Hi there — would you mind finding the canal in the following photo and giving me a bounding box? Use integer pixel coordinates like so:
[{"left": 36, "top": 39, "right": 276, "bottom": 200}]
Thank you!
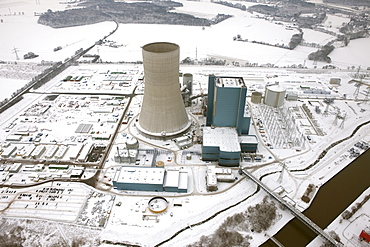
[{"left": 262, "top": 149, "right": 370, "bottom": 247}]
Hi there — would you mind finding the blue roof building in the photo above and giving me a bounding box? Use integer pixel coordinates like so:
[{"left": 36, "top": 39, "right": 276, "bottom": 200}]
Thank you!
[{"left": 202, "top": 75, "right": 257, "bottom": 167}]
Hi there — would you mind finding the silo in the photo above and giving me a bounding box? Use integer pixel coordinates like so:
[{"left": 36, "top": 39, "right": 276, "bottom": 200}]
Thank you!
[
  {"left": 264, "top": 85, "right": 286, "bottom": 107},
  {"left": 138, "top": 42, "right": 190, "bottom": 138},
  {"left": 251, "top": 92, "right": 262, "bottom": 104}
]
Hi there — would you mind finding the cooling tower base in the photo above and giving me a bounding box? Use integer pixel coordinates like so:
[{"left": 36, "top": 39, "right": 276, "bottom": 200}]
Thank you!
[{"left": 136, "top": 116, "right": 192, "bottom": 140}]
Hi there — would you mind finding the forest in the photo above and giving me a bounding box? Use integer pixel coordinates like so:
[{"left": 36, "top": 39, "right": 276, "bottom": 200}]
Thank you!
[{"left": 37, "top": 0, "right": 229, "bottom": 28}]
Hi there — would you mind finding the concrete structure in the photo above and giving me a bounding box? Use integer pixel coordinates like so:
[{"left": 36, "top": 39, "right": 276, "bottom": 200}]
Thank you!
[
  {"left": 31, "top": 145, "right": 46, "bottom": 159},
  {"left": 206, "top": 169, "right": 218, "bottom": 192},
  {"left": 173, "top": 135, "right": 192, "bottom": 149},
  {"left": 77, "top": 143, "right": 93, "bottom": 162},
  {"left": 9, "top": 163, "right": 22, "bottom": 173},
  {"left": 114, "top": 146, "right": 138, "bottom": 164},
  {"left": 55, "top": 145, "right": 68, "bottom": 159},
  {"left": 251, "top": 91, "right": 263, "bottom": 104},
  {"left": 113, "top": 167, "right": 165, "bottom": 192},
  {"left": 113, "top": 167, "right": 188, "bottom": 193},
  {"left": 125, "top": 136, "right": 139, "bottom": 149},
  {"left": 206, "top": 76, "right": 250, "bottom": 135},
  {"left": 286, "top": 93, "right": 298, "bottom": 101},
  {"left": 329, "top": 77, "right": 341, "bottom": 85},
  {"left": 5, "top": 135, "right": 22, "bottom": 142},
  {"left": 264, "top": 85, "right": 286, "bottom": 108},
  {"left": 22, "top": 144, "right": 35, "bottom": 158},
  {"left": 163, "top": 170, "right": 188, "bottom": 193},
  {"left": 44, "top": 145, "right": 59, "bottom": 159},
  {"left": 1, "top": 145, "right": 17, "bottom": 158},
  {"left": 148, "top": 197, "right": 168, "bottom": 213},
  {"left": 183, "top": 73, "right": 193, "bottom": 95},
  {"left": 202, "top": 127, "right": 241, "bottom": 167},
  {"left": 203, "top": 75, "right": 257, "bottom": 166},
  {"left": 69, "top": 143, "right": 84, "bottom": 160},
  {"left": 239, "top": 135, "right": 258, "bottom": 152},
  {"left": 181, "top": 73, "right": 193, "bottom": 107},
  {"left": 137, "top": 42, "right": 190, "bottom": 138}
]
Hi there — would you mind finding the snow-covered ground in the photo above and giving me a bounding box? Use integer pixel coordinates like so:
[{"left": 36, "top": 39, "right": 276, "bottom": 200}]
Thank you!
[
  {"left": 1, "top": 0, "right": 369, "bottom": 101},
  {"left": 0, "top": 63, "right": 369, "bottom": 246},
  {"left": 0, "top": 0, "right": 370, "bottom": 246}
]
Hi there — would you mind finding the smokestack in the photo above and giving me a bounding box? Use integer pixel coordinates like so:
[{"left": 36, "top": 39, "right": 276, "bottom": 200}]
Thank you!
[{"left": 137, "top": 42, "right": 190, "bottom": 138}]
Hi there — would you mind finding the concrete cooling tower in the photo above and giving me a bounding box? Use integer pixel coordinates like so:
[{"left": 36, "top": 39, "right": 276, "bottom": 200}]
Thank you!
[{"left": 137, "top": 42, "right": 190, "bottom": 138}]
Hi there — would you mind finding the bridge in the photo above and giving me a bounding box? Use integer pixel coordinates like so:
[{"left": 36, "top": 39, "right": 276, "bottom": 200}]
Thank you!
[{"left": 241, "top": 169, "right": 343, "bottom": 247}]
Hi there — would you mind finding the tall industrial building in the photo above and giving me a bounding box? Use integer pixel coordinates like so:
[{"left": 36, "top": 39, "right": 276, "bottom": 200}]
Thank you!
[
  {"left": 206, "top": 76, "right": 250, "bottom": 135},
  {"left": 203, "top": 75, "right": 257, "bottom": 167},
  {"left": 137, "top": 42, "right": 190, "bottom": 138}
]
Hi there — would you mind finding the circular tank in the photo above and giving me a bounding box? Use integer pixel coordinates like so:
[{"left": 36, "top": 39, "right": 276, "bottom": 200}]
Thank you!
[
  {"left": 138, "top": 42, "right": 190, "bottom": 138},
  {"left": 125, "top": 136, "right": 139, "bottom": 149},
  {"left": 156, "top": 161, "right": 164, "bottom": 167},
  {"left": 264, "top": 85, "right": 286, "bottom": 107},
  {"left": 148, "top": 196, "right": 168, "bottom": 213},
  {"left": 251, "top": 91, "right": 263, "bottom": 104}
]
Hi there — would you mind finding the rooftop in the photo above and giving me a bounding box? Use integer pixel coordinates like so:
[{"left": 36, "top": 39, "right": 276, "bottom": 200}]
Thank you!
[
  {"left": 215, "top": 76, "right": 245, "bottom": 88},
  {"left": 115, "top": 167, "right": 165, "bottom": 185},
  {"left": 203, "top": 127, "right": 241, "bottom": 152}
]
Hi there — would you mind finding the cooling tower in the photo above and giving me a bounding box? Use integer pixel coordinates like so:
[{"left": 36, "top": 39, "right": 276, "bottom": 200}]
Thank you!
[{"left": 137, "top": 42, "right": 190, "bottom": 138}]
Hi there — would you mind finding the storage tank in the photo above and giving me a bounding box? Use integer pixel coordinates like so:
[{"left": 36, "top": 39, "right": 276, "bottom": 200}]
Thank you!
[
  {"left": 251, "top": 91, "right": 262, "bottom": 104},
  {"left": 264, "top": 85, "right": 286, "bottom": 107},
  {"left": 125, "top": 136, "right": 139, "bottom": 149},
  {"left": 137, "top": 42, "right": 190, "bottom": 138}
]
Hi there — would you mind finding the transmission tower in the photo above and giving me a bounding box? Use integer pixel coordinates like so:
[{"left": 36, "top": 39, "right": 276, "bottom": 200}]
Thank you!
[
  {"left": 364, "top": 86, "right": 370, "bottom": 103},
  {"left": 339, "top": 113, "right": 347, "bottom": 129},
  {"left": 354, "top": 83, "right": 361, "bottom": 100},
  {"left": 333, "top": 112, "right": 339, "bottom": 126},
  {"left": 12, "top": 46, "right": 19, "bottom": 60},
  {"left": 277, "top": 162, "right": 286, "bottom": 184},
  {"left": 323, "top": 98, "right": 335, "bottom": 117}
]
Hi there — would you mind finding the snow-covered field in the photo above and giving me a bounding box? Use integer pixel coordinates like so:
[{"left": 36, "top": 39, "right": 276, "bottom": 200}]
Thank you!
[
  {"left": 0, "top": 0, "right": 369, "bottom": 102},
  {"left": 0, "top": 0, "right": 369, "bottom": 68}
]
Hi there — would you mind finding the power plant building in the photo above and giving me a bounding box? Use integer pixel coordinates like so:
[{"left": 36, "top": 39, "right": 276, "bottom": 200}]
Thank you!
[
  {"left": 137, "top": 42, "right": 191, "bottom": 138},
  {"left": 203, "top": 75, "right": 257, "bottom": 166},
  {"left": 206, "top": 76, "right": 250, "bottom": 135},
  {"left": 112, "top": 167, "right": 188, "bottom": 193},
  {"left": 202, "top": 127, "right": 241, "bottom": 167}
]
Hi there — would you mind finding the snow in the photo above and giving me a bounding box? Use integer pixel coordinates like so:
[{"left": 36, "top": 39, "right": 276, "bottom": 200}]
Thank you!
[{"left": 0, "top": 0, "right": 369, "bottom": 246}]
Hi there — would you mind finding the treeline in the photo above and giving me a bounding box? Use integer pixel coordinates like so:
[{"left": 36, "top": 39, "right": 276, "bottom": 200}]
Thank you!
[
  {"left": 38, "top": 1, "right": 221, "bottom": 28},
  {"left": 247, "top": 0, "right": 325, "bottom": 29},
  {"left": 188, "top": 196, "right": 279, "bottom": 247},
  {"left": 341, "top": 193, "right": 370, "bottom": 220},
  {"left": 213, "top": 1, "right": 247, "bottom": 11},
  {"left": 323, "top": 0, "right": 370, "bottom": 6}
]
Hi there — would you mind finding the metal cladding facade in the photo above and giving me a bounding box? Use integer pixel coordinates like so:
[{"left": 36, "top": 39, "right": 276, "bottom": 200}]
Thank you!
[
  {"left": 264, "top": 85, "right": 286, "bottom": 108},
  {"left": 138, "top": 42, "right": 190, "bottom": 137}
]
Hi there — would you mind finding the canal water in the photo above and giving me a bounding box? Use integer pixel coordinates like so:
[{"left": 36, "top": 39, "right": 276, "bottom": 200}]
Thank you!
[{"left": 262, "top": 149, "right": 370, "bottom": 247}]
